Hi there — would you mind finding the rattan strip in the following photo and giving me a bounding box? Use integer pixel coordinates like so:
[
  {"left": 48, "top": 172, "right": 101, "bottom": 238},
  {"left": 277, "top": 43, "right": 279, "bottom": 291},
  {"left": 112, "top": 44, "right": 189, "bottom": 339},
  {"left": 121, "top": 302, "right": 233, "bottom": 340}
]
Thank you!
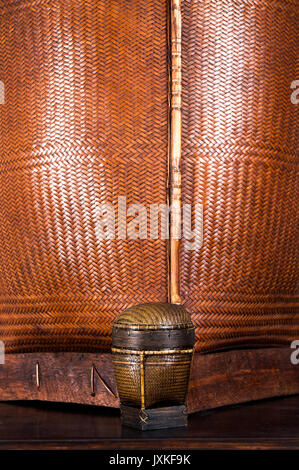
[
  {"left": 112, "top": 348, "right": 193, "bottom": 355},
  {"left": 170, "top": 0, "right": 182, "bottom": 304}
]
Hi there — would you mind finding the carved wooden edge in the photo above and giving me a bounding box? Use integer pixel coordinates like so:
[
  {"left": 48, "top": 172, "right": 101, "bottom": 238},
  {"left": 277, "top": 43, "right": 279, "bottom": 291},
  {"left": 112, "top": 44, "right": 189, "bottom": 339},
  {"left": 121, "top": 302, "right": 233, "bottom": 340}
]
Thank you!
[
  {"left": 0, "top": 348, "right": 298, "bottom": 413},
  {"left": 187, "top": 347, "right": 299, "bottom": 413},
  {"left": 0, "top": 352, "right": 119, "bottom": 408}
]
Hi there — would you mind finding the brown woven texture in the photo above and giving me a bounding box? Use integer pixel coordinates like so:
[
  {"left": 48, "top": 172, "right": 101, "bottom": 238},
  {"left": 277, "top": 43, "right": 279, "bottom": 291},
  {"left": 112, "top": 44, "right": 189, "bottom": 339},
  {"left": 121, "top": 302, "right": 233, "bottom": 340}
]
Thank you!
[
  {"left": 143, "top": 353, "right": 191, "bottom": 408},
  {"left": 181, "top": 0, "right": 299, "bottom": 352},
  {"left": 0, "top": 0, "right": 168, "bottom": 353},
  {"left": 114, "top": 302, "right": 194, "bottom": 329},
  {"left": 113, "top": 352, "right": 192, "bottom": 409},
  {"left": 0, "top": 0, "right": 298, "bottom": 357}
]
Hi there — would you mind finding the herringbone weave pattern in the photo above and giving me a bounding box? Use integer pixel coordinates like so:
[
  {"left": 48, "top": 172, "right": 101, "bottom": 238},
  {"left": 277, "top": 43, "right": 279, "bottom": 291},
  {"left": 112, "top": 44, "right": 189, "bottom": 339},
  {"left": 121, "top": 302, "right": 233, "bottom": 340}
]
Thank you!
[
  {"left": 0, "top": 0, "right": 168, "bottom": 352},
  {"left": 0, "top": 0, "right": 298, "bottom": 356},
  {"left": 181, "top": 0, "right": 299, "bottom": 351}
]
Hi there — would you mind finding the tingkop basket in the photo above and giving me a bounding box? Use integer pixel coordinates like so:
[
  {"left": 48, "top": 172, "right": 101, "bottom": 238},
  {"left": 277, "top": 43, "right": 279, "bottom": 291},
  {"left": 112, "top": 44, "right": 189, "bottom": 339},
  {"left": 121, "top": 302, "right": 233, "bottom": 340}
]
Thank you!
[{"left": 112, "top": 303, "right": 195, "bottom": 430}]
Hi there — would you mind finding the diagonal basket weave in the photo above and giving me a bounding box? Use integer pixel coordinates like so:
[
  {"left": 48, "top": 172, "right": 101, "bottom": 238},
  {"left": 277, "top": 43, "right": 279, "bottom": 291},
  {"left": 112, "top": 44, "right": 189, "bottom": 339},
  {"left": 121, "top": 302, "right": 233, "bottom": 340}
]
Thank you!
[
  {"left": 0, "top": 0, "right": 168, "bottom": 352},
  {"left": 181, "top": 0, "right": 299, "bottom": 351},
  {"left": 0, "top": 0, "right": 298, "bottom": 355}
]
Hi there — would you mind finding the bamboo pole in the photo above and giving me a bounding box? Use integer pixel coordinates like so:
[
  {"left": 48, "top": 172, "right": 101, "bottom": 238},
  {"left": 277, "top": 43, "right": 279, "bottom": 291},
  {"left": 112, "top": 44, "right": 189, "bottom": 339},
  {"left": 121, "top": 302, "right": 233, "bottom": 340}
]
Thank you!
[{"left": 170, "top": 0, "right": 182, "bottom": 304}]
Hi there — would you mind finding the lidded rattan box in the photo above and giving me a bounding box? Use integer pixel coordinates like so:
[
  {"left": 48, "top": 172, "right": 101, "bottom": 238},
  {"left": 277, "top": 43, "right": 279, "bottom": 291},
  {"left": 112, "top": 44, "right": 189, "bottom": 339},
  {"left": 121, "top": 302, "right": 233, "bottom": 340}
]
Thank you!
[{"left": 112, "top": 303, "right": 195, "bottom": 430}]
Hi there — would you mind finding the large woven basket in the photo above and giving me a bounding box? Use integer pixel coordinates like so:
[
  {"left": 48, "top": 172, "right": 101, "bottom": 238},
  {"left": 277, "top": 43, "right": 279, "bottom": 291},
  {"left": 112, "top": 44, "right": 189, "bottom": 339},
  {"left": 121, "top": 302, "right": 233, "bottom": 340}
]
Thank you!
[
  {"left": 0, "top": 0, "right": 298, "bottom": 357},
  {"left": 0, "top": 0, "right": 168, "bottom": 353}
]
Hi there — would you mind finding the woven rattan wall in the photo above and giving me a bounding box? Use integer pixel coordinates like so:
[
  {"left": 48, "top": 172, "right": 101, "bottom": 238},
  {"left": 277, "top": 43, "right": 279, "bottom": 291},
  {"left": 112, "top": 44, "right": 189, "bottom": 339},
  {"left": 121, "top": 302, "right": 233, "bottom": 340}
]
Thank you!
[
  {"left": 0, "top": 0, "right": 298, "bottom": 357},
  {"left": 0, "top": 0, "right": 168, "bottom": 353},
  {"left": 181, "top": 0, "right": 299, "bottom": 352}
]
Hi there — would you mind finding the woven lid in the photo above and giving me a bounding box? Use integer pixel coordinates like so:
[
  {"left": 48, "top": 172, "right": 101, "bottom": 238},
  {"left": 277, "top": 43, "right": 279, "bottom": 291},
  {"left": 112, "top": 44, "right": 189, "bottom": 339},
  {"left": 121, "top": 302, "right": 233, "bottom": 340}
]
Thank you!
[{"left": 113, "top": 302, "right": 193, "bottom": 330}]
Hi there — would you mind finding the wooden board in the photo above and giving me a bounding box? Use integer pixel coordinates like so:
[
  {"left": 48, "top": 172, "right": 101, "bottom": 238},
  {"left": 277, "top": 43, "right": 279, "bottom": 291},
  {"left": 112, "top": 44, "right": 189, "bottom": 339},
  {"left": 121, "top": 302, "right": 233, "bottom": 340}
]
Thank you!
[
  {"left": 120, "top": 404, "right": 187, "bottom": 431},
  {"left": 0, "top": 395, "right": 298, "bottom": 449},
  {"left": 0, "top": 352, "right": 119, "bottom": 408},
  {"left": 0, "top": 348, "right": 298, "bottom": 413},
  {"left": 188, "top": 347, "right": 299, "bottom": 413}
]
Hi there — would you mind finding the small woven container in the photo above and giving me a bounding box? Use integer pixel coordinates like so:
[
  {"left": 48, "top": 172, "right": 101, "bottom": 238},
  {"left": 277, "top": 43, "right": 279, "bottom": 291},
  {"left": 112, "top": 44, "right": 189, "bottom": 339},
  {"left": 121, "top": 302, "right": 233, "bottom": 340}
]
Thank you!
[{"left": 112, "top": 303, "right": 195, "bottom": 430}]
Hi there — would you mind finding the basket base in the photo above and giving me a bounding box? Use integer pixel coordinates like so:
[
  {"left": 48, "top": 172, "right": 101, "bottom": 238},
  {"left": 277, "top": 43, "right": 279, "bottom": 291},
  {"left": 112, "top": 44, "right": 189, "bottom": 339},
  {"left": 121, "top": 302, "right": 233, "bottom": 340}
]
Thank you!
[{"left": 120, "top": 404, "right": 187, "bottom": 431}]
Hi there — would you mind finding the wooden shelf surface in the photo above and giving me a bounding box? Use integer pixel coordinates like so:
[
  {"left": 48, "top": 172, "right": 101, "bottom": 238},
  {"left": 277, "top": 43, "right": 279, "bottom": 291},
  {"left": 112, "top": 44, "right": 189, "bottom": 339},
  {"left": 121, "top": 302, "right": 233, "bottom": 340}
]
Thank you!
[{"left": 0, "top": 395, "right": 298, "bottom": 450}]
